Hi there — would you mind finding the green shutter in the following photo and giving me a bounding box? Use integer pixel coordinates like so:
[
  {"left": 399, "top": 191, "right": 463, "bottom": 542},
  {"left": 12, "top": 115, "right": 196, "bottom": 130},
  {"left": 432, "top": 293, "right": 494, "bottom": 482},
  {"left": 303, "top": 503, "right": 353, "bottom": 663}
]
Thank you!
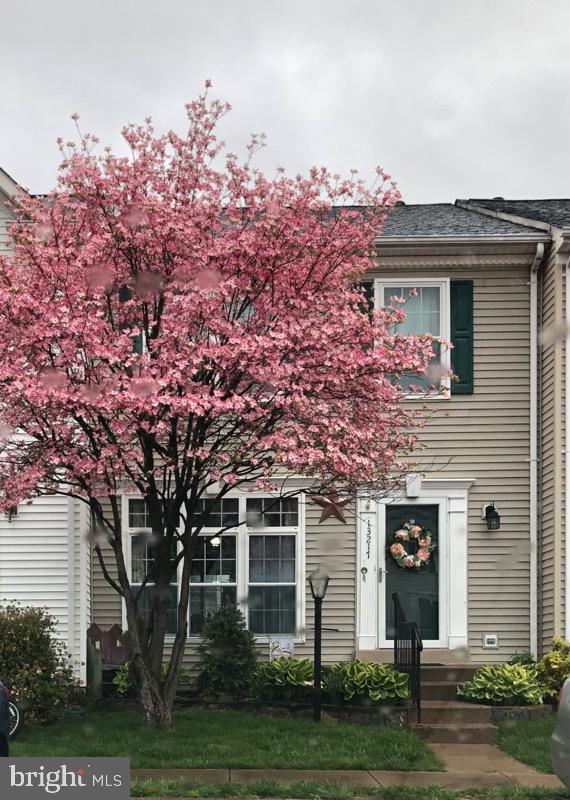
[
  {"left": 450, "top": 280, "right": 474, "bottom": 394},
  {"left": 358, "top": 280, "right": 375, "bottom": 318}
]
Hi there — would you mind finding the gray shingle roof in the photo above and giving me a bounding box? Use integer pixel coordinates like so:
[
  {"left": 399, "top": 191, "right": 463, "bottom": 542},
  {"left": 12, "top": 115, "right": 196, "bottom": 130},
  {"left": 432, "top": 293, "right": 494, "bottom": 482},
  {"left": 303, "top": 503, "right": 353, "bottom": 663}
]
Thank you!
[
  {"left": 465, "top": 199, "right": 570, "bottom": 230},
  {"left": 379, "top": 203, "right": 537, "bottom": 238}
]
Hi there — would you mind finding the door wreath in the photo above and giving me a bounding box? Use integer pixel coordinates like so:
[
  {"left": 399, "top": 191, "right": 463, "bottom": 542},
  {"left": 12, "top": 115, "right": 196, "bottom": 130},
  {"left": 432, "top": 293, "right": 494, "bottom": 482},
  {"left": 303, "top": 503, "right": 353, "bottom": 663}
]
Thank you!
[{"left": 388, "top": 519, "right": 436, "bottom": 569}]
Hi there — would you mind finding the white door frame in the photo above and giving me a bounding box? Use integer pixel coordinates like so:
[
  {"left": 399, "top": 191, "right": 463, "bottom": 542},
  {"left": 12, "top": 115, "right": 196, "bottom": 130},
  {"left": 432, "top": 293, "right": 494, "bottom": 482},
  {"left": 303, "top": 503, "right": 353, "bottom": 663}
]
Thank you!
[
  {"left": 356, "top": 478, "right": 473, "bottom": 652},
  {"left": 378, "top": 496, "right": 448, "bottom": 648}
]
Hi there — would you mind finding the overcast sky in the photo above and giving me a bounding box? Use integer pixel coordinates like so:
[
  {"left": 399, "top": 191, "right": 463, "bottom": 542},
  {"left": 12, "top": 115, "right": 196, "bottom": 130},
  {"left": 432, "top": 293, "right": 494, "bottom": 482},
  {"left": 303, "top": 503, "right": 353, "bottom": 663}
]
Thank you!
[{"left": 2, "top": 0, "right": 570, "bottom": 203}]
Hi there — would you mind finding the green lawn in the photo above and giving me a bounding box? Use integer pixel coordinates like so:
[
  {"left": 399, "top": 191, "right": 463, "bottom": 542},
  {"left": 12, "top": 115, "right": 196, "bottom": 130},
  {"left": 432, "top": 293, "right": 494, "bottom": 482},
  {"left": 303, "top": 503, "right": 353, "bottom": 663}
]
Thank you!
[
  {"left": 132, "top": 778, "right": 569, "bottom": 799},
  {"left": 12, "top": 707, "right": 442, "bottom": 771},
  {"left": 497, "top": 714, "right": 556, "bottom": 774}
]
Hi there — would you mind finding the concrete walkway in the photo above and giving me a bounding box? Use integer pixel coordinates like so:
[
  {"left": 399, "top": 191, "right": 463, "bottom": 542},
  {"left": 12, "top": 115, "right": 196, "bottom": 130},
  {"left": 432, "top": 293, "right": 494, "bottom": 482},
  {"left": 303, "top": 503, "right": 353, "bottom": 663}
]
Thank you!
[{"left": 131, "top": 744, "right": 566, "bottom": 790}]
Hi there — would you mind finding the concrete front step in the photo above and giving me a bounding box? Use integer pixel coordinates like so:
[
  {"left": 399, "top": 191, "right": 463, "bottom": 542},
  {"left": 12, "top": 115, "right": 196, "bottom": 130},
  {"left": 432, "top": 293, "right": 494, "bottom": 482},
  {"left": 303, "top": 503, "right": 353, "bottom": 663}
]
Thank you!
[
  {"left": 422, "top": 681, "right": 462, "bottom": 700},
  {"left": 420, "top": 665, "right": 476, "bottom": 682},
  {"left": 412, "top": 722, "right": 498, "bottom": 744},
  {"left": 420, "top": 700, "right": 492, "bottom": 724}
]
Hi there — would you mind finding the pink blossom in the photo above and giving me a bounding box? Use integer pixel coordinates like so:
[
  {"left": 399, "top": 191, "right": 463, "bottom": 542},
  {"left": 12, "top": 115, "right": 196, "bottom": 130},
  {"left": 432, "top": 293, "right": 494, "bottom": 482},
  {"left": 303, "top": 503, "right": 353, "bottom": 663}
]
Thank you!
[
  {"left": 411, "top": 525, "right": 422, "bottom": 537},
  {"left": 418, "top": 537, "right": 430, "bottom": 547},
  {"left": 403, "top": 555, "right": 415, "bottom": 567},
  {"left": 417, "top": 548, "right": 430, "bottom": 561},
  {"left": 390, "top": 543, "right": 405, "bottom": 556},
  {"left": 395, "top": 529, "right": 408, "bottom": 540},
  {"left": 0, "top": 89, "right": 436, "bottom": 532}
]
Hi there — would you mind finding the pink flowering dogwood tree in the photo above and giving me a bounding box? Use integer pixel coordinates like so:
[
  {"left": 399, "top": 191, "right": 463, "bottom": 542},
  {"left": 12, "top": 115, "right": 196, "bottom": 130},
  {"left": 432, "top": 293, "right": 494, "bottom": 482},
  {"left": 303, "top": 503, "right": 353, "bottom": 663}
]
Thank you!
[{"left": 0, "top": 87, "right": 434, "bottom": 726}]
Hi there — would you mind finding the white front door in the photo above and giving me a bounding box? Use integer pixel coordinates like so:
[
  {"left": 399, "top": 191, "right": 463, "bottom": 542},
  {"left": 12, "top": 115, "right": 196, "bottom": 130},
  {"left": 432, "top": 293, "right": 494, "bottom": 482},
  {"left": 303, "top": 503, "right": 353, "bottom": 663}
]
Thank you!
[
  {"left": 378, "top": 498, "right": 448, "bottom": 649},
  {"left": 357, "top": 480, "right": 470, "bottom": 653}
]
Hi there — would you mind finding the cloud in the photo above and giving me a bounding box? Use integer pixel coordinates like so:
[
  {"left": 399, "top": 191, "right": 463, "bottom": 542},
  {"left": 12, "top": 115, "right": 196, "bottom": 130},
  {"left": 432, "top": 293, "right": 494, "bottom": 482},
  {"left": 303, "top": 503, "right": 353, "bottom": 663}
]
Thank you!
[{"left": 1, "top": 0, "right": 569, "bottom": 202}]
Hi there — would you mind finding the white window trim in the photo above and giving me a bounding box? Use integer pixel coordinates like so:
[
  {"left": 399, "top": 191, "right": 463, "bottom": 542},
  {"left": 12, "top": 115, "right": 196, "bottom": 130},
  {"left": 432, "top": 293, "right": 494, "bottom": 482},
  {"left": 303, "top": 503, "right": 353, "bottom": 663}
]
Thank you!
[
  {"left": 375, "top": 277, "right": 451, "bottom": 400},
  {"left": 121, "top": 492, "right": 306, "bottom": 645}
]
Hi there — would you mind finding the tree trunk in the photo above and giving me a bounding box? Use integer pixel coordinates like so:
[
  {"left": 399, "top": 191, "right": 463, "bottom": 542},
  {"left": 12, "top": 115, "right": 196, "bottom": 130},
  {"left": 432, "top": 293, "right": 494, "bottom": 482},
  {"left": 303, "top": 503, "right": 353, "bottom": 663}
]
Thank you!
[{"left": 138, "top": 671, "right": 173, "bottom": 728}]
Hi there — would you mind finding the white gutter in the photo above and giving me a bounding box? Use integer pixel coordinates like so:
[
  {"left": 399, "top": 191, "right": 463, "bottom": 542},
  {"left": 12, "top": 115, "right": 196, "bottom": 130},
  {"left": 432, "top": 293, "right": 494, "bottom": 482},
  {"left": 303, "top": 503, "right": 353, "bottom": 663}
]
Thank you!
[
  {"left": 530, "top": 242, "right": 544, "bottom": 657},
  {"left": 566, "top": 256, "right": 570, "bottom": 641}
]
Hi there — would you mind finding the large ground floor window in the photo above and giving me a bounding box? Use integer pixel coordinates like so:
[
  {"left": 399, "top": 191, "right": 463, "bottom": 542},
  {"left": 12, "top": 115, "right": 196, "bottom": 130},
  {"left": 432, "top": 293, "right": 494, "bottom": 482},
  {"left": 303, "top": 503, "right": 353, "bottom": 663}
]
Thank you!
[{"left": 124, "top": 494, "right": 303, "bottom": 639}]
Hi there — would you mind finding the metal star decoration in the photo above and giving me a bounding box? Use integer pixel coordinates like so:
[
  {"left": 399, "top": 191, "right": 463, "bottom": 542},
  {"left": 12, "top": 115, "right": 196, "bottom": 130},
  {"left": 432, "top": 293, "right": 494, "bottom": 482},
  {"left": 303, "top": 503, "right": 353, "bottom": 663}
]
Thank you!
[{"left": 311, "top": 491, "right": 351, "bottom": 524}]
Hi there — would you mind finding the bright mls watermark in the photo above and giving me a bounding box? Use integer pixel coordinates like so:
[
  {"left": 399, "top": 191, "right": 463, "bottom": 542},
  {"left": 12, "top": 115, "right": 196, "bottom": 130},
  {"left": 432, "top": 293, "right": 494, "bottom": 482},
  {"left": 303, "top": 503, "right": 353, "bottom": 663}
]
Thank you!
[{"left": 0, "top": 758, "right": 129, "bottom": 798}]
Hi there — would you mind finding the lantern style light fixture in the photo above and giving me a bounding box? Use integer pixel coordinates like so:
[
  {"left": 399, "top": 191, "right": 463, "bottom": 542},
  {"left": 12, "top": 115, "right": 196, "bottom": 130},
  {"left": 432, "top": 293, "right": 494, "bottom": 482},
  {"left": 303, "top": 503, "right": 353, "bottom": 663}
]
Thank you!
[
  {"left": 308, "top": 564, "right": 330, "bottom": 600},
  {"left": 484, "top": 503, "right": 501, "bottom": 531},
  {"left": 308, "top": 564, "right": 330, "bottom": 722}
]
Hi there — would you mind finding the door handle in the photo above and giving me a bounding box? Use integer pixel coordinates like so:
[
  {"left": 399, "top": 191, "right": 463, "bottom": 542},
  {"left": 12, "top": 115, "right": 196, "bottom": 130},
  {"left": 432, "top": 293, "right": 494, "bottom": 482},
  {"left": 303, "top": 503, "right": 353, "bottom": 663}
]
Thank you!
[{"left": 378, "top": 567, "right": 384, "bottom": 583}]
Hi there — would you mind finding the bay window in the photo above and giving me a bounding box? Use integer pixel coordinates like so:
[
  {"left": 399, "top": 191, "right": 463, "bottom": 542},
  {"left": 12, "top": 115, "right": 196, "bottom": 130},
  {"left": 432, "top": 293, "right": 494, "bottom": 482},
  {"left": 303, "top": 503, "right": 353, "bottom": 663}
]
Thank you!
[{"left": 125, "top": 494, "right": 303, "bottom": 639}]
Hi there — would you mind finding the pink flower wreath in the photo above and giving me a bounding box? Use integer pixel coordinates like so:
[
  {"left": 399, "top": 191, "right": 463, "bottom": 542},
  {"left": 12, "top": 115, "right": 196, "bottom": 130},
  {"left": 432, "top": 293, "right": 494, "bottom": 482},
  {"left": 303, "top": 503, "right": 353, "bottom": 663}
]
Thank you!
[{"left": 388, "top": 519, "right": 436, "bottom": 569}]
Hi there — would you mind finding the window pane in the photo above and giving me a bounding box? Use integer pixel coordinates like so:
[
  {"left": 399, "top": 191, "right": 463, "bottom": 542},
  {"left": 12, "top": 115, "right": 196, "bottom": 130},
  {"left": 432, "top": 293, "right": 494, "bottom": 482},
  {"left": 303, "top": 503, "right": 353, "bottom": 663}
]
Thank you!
[
  {"left": 131, "top": 534, "right": 149, "bottom": 583},
  {"left": 248, "top": 535, "right": 296, "bottom": 583},
  {"left": 221, "top": 498, "right": 239, "bottom": 528},
  {"left": 249, "top": 559, "right": 264, "bottom": 582},
  {"left": 281, "top": 560, "right": 295, "bottom": 582},
  {"left": 135, "top": 584, "right": 177, "bottom": 634},
  {"left": 248, "top": 586, "right": 296, "bottom": 634},
  {"left": 249, "top": 537, "right": 264, "bottom": 558},
  {"left": 129, "top": 499, "right": 149, "bottom": 528},
  {"left": 192, "top": 498, "right": 240, "bottom": 529},
  {"left": 191, "top": 535, "right": 236, "bottom": 584},
  {"left": 189, "top": 586, "right": 237, "bottom": 635},
  {"left": 265, "top": 538, "right": 280, "bottom": 558},
  {"left": 246, "top": 498, "right": 298, "bottom": 528},
  {"left": 132, "top": 534, "right": 177, "bottom": 584}
]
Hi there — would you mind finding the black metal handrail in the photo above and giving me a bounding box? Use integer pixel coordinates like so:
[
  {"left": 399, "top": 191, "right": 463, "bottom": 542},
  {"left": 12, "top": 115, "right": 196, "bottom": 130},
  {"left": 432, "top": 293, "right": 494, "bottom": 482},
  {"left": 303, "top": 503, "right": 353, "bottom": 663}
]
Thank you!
[{"left": 392, "top": 592, "right": 423, "bottom": 723}]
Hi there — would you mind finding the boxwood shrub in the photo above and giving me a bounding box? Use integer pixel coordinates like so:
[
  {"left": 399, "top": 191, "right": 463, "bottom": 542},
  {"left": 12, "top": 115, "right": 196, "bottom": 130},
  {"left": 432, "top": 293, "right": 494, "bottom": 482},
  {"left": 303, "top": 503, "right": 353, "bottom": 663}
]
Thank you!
[
  {"left": 0, "top": 604, "right": 74, "bottom": 723},
  {"left": 537, "top": 636, "right": 570, "bottom": 701}
]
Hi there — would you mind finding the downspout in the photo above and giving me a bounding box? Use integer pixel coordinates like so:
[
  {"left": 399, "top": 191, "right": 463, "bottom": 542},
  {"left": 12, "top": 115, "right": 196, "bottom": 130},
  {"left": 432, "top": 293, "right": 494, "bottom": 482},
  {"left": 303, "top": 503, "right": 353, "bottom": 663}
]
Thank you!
[
  {"left": 530, "top": 243, "right": 544, "bottom": 657},
  {"left": 565, "top": 256, "right": 570, "bottom": 641}
]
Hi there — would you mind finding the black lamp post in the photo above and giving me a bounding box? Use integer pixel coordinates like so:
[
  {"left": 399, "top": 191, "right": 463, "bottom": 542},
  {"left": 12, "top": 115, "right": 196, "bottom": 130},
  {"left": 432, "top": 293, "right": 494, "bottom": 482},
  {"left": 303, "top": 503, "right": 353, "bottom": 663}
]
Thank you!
[{"left": 308, "top": 564, "right": 330, "bottom": 722}]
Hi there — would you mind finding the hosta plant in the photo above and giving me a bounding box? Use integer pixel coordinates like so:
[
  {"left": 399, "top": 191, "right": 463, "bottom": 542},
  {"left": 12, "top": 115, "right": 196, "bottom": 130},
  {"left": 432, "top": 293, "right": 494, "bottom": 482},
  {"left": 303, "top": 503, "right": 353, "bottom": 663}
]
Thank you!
[
  {"left": 457, "top": 663, "right": 543, "bottom": 706},
  {"left": 324, "top": 660, "right": 409, "bottom": 704},
  {"left": 113, "top": 662, "right": 190, "bottom": 697},
  {"left": 537, "top": 636, "right": 570, "bottom": 700},
  {"left": 251, "top": 657, "right": 314, "bottom": 701}
]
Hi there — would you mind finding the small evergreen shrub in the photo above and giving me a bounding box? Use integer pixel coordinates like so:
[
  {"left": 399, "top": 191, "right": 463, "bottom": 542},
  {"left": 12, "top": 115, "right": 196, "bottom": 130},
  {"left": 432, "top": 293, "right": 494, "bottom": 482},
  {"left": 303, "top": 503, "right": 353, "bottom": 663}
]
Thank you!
[
  {"left": 457, "top": 663, "right": 543, "bottom": 706},
  {"left": 195, "top": 604, "right": 257, "bottom": 699},
  {"left": 509, "top": 651, "right": 536, "bottom": 666},
  {"left": 0, "top": 604, "right": 74, "bottom": 724},
  {"left": 537, "top": 636, "right": 570, "bottom": 700},
  {"left": 112, "top": 662, "right": 189, "bottom": 696},
  {"left": 324, "top": 660, "right": 409, "bottom": 704},
  {"left": 251, "top": 657, "right": 314, "bottom": 701}
]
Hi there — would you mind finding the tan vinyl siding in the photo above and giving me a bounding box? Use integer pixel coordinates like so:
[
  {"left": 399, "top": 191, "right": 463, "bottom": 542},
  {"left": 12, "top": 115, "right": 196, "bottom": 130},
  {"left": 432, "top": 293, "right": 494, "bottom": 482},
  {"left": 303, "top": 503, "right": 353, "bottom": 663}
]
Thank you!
[
  {"left": 538, "top": 244, "right": 565, "bottom": 651},
  {"left": 297, "top": 502, "right": 356, "bottom": 664},
  {"left": 371, "top": 256, "right": 534, "bottom": 662},
  {"left": 90, "top": 496, "right": 122, "bottom": 627}
]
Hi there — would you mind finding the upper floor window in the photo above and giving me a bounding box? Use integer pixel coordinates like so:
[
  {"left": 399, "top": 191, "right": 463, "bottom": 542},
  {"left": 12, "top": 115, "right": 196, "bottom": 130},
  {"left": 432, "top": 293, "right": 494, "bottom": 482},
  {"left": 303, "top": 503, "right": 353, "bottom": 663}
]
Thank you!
[{"left": 377, "top": 279, "right": 451, "bottom": 395}]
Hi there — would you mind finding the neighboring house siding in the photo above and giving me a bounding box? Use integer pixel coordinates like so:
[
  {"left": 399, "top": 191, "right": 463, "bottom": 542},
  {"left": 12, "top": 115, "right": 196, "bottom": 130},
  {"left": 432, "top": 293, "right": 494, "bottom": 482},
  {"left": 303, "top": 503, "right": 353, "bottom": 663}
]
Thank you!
[
  {"left": 539, "top": 241, "right": 566, "bottom": 651},
  {"left": 0, "top": 196, "right": 13, "bottom": 252},
  {"left": 370, "top": 251, "right": 535, "bottom": 663},
  {"left": 0, "top": 495, "right": 86, "bottom": 681}
]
